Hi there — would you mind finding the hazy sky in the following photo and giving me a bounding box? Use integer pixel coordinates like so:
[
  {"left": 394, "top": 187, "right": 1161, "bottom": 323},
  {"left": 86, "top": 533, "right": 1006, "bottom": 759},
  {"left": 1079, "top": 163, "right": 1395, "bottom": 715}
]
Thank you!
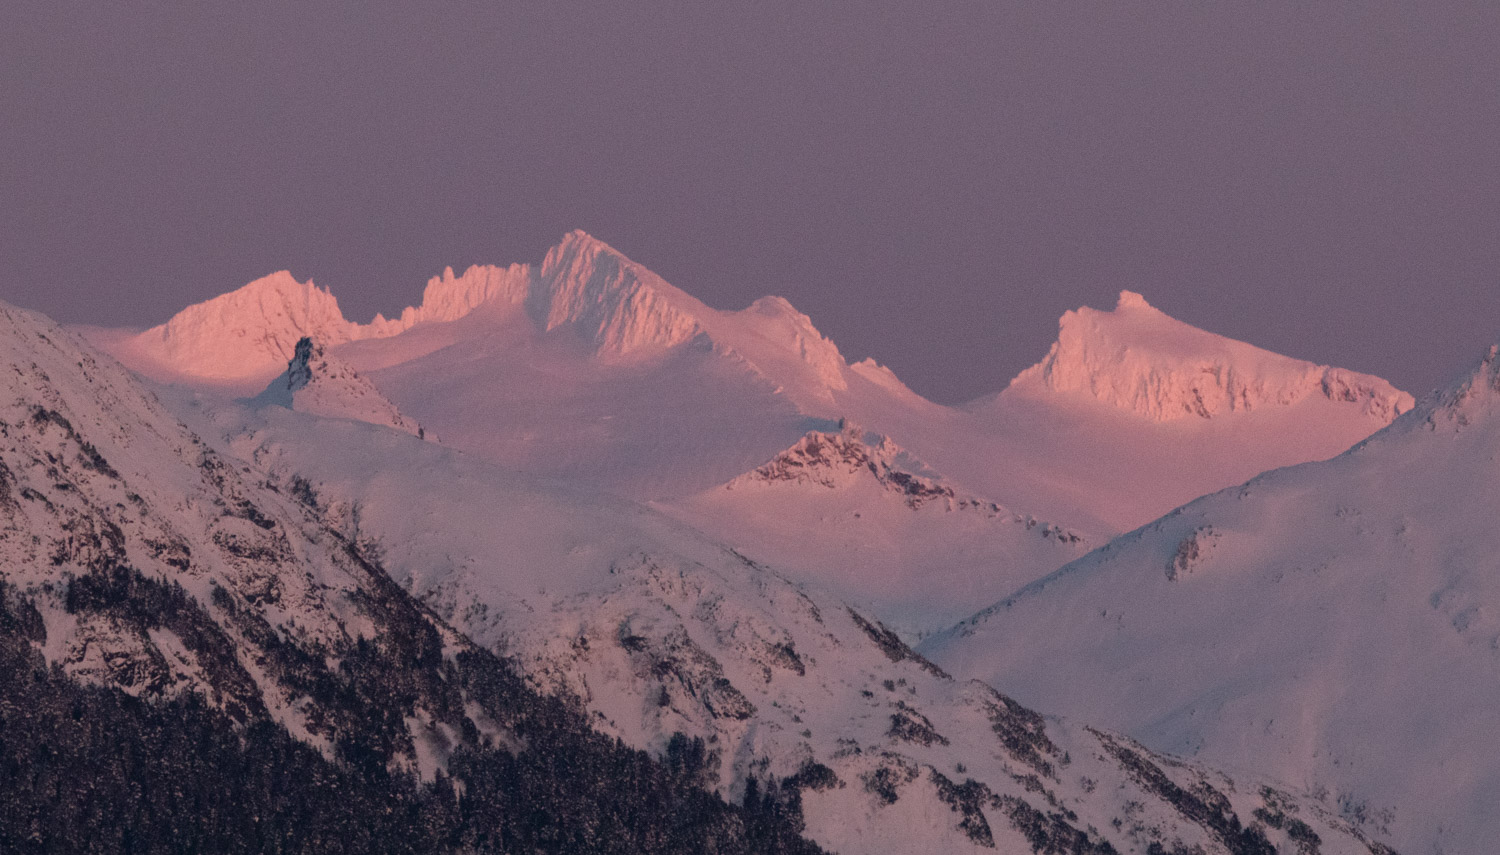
[{"left": 5, "top": 2, "right": 1500, "bottom": 403}]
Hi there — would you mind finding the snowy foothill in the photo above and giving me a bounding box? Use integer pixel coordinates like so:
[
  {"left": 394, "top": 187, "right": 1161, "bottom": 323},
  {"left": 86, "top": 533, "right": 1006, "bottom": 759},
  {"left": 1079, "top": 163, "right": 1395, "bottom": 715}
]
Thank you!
[{"left": 924, "top": 340, "right": 1500, "bottom": 854}]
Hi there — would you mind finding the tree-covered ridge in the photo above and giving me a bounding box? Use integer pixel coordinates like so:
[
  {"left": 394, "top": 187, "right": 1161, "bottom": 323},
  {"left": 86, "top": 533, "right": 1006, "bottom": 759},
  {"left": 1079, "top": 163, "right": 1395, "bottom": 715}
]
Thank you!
[{"left": 0, "top": 571, "right": 824, "bottom": 855}]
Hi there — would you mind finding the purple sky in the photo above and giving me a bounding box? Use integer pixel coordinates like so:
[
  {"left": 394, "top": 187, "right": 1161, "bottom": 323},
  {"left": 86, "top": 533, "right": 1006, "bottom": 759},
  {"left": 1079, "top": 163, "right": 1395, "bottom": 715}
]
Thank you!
[{"left": 5, "top": 2, "right": 1500, "bottom": 403}]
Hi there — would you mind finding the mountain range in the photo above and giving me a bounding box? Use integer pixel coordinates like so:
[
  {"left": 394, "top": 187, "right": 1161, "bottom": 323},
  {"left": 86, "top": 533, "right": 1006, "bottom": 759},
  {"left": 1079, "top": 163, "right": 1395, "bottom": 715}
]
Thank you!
[
  {"left": 0, "top": 230, "right": 1447, "bottom": 852},
  {"left": 86, "top": 231, "right": 1409, "bottom": 633}
]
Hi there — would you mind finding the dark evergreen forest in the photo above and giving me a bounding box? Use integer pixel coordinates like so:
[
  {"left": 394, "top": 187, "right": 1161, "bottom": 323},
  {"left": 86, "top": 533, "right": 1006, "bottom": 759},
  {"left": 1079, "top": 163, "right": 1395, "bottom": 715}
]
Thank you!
[{"left": 0, "top": 574, "right": 824, "bottom": 855}]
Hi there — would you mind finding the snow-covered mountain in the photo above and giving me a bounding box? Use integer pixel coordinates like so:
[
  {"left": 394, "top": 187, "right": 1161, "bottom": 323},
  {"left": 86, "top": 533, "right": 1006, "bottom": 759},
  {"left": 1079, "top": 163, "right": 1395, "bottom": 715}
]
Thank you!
[
  {"left": 958, "top": 290, "right": 1413, "bottom": 532},
  {"left": 999, "top": 290, "right": 1409, "bottom": 423},
  {"left": 108, "top": 270, "right": 360, "bottom": 384},
  {"left": 106, "top": 231, "right": 863, "bottom": 404},
  {"left": 252, "top": 336, "right": 430, "bottom": 439},
  {"left": 174, "top": 386, "right": 1397, "bottom": 855},
  {"left": 660, "top": 422, "right": 1088, "bottom": 640},
  {"left": 3, "top": 261, "right": 1412, "bottom": 851},
  {"left": 923, "top": 339, "right": 1500, "bottom": 854},
  {"left": 85, "top": 232, "right": 1415, "bottom": 682},
  {"left": 0, "top": 298, "right": 830, "bottom": 853},
  {"left": 89, "top": 236, "right": 1408, "bottom": 536}
]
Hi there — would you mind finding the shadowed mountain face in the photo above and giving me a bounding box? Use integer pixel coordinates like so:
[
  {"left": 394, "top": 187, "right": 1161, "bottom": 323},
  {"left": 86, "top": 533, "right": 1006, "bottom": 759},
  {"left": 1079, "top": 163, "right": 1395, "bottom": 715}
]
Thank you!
[{"left": 0, "top": 299, "right": 823, "bottom": 854}]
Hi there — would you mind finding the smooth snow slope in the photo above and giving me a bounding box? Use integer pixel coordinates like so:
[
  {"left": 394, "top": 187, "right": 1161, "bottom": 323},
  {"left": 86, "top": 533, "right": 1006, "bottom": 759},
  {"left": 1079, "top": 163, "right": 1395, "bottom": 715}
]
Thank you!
[
  {"left": 164, "top": 384, "right": 1398, "bottom": 855},
  {"left": 925, "top": 340, "right": 1500, "bottom": 854}
]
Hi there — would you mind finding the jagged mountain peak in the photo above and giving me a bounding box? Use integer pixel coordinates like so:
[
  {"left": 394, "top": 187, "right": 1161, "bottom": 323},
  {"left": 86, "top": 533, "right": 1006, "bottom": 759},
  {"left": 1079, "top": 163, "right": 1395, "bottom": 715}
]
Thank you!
[
  {"left": 255, "top": 336, "right": 429, "bottom": 439},
  {"left": 284, "top": 335, "right": 318, "bottom": 392},
  {"left": 105, "top": 231, "right": 856, "bottom": 397},
  {"left": 672, "top": 419, "right": 1089, "bottom": 638},
  {"left": 727, "top": 421, "right": 1081, "bottom": 535},
  {"left": 1113, "top": 288, "right": 1155, "bottom": 311},
  {"left": 542, "top": 228, "right": 633, "bottom": 270},
  {"left": 383, "top": 231, "right": 721, "bottom": 358},
  {"left": 529, "top": 230, "right": 707, "bottom": 357},
  {"left": 1005, "top": 291, "right": 1413, "bottom": 423}
]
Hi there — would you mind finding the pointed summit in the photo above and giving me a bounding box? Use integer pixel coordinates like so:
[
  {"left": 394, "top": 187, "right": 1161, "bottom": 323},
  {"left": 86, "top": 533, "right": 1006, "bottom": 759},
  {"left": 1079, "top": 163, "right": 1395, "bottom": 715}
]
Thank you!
[
  {"left": 1007, "top": 291, "right": 1412, "bottom": 422},
  {"left": 528, "top": 230, "right": 706, "bottom": 357},
  {"left": 1114, "top": 289, "right": 1154, "bottom": 311}
]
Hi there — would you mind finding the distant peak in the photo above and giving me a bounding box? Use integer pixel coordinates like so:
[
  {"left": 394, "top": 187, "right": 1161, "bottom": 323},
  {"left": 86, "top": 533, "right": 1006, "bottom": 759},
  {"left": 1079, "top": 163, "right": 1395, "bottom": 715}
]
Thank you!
[
  {"left": 201, "top": 271, "right": 339, "bottom": 311},
  {"left": 558, "top": 228, "right": 609, "bottom": 249},
  {"left": 1006, "top": 294, "right": 1412, "bottom": 423},
  {"left": 530, "top": 232, "right": 706, "bottom": 357},
  {"left": 749, "top": 295, "right": 798, "bottom": 316},
  {"left": 544, "top": 229, "right": 630, "bottom": 270},
  {"left": 126, "top": 272, "right": 355, "bottom": 383},
  {"left": 244, "top": 269, "right": 317, "bottom": 293},
  {"left": 727, "top": 425, "right": 1087, "bottom": 538}
]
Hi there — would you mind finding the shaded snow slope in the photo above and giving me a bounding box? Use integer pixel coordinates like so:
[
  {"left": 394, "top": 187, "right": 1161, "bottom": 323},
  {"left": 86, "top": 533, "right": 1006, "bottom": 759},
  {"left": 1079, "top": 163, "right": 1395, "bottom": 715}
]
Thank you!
[
  {"left": 662, "top": 423, "right": 1088, "bottom": 640},
  {"left": 0, "top": 299, "right": 563, "bottom": 773},
  {"left": 0, "top": 299, "right": 848, "bottom": 854},
  {"left": 253, "top": 336, "right": 429, "bottom": 439},
  {"left": 167, "top": 389, "right": 1396, "bottom": 855},
  {"left": 925, "top": 341, "right": 1500, "bottom": 854}
]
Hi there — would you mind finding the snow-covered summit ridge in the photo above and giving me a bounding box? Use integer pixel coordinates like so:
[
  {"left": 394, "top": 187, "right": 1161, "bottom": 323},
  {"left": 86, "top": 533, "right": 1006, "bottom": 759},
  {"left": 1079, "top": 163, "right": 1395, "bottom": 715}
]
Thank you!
[
  {"left": 132, "top": 271, "right": 356, "bottom": 381},
  {"left": 1006, "top": 289, "right": 1413, "bottom": 422},
  {"left": 114, "top": 231, "right": 854, "bottom": 398},
  {"left": 254, "top": 337, "right": 429, "bottom": 440},
  {"left": 370, "top": 231, "right": 707, "bottom": 355}
]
